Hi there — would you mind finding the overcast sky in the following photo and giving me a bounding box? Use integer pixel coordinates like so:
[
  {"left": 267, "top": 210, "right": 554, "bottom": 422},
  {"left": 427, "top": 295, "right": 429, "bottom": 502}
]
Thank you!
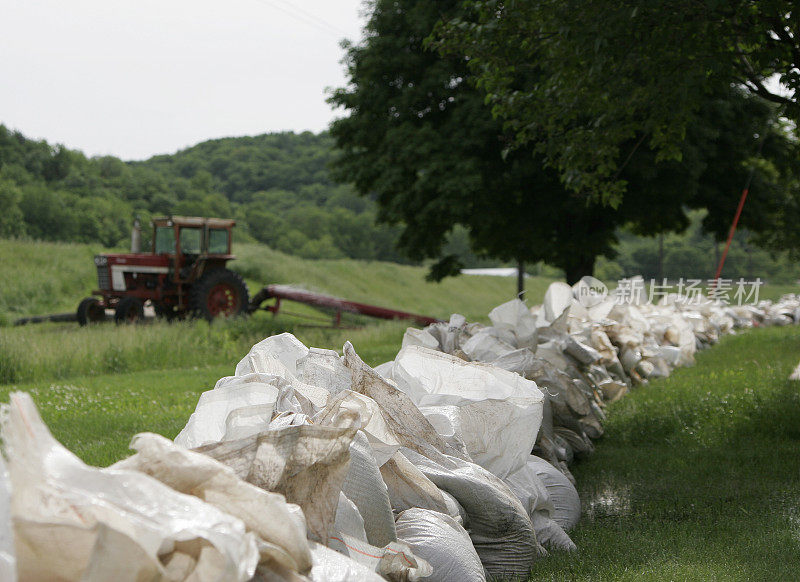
[{"left": 0, "top": 0, "right": 366, "bottom": 160}]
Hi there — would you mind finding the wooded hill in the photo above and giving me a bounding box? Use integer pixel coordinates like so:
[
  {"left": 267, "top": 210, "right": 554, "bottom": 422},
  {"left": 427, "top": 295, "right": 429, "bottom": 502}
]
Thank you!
[{"left": 0, "top": 126, "right": 405, "bottom": 262}]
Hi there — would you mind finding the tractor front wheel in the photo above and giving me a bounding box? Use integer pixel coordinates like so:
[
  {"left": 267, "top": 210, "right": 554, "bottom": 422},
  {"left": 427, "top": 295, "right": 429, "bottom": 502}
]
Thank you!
[
  {"left": 77, "top": 297, "right": 105, "bottom": 326},
  {"left": 114, "top": 297, "right": 144, "bottom": 324},
  {"left": 189, "top": 269, "right": 249, "bottom": 321}
]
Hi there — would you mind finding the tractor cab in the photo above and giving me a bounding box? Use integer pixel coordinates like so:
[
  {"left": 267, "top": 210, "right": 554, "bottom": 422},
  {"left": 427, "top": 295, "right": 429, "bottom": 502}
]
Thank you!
[
  {"left": 79, "top": 216, "right": 249, "bottom": 325},
  {"left": 151, "top": 217, "right": 236, "bottom": 283},
  {"left": 152, "top": 217, "right": 234, "bottom": 259}
]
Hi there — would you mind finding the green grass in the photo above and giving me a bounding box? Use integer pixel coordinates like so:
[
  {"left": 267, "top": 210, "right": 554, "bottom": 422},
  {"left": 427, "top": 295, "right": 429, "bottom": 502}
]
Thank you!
[
  {"left": 0, "top": 315, "right": 410, "bottom": 385},
  {"left": 0, "top": 321, "right": 408, "bottom": 467},
  {"left": 529, "top": 326, "right": 800, "bottom": 580},
  {"left": 0, "top": 236, "right": 553, "bottom": 385},
  {"left": 3, "top": 321, "right": 799, "bottom": 582},
  {"left": 3, "top": 236, "right": 800, "bottom": 579},
  {"left": 0, "top": 238, "right": 553, "bottom": 324},
  {"left": 0, "top": 239, "right": 110, "bottom": 323}
]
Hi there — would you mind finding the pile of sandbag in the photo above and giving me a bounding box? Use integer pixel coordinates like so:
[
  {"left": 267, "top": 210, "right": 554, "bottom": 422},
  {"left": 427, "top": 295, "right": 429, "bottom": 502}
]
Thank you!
[
  {"left": 386, "top": 279, "right": 800, "bottom": 526},
  {"left": 2, "top": 279, "right": 798, "bottom": 581},
  {"left": 0, "top": 333, "right": 557, "bottom": 581}
]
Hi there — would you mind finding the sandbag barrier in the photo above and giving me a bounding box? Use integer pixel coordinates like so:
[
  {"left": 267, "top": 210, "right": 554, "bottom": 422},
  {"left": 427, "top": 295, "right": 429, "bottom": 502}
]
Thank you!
[{"left": 1, "top": 279, "right": 798, "bottom": 581}]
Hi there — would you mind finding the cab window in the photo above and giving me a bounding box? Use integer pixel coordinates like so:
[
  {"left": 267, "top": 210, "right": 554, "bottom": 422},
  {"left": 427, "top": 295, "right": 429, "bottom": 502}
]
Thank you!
[
  {"left": 208, "top": 228, "right": 229, "bottom": 254},
  {"left": 180, "top": 227, "right": 202, "bottom": 254},
  {"left": 154, "top": 226, "right": 175, "bottom": 254}
]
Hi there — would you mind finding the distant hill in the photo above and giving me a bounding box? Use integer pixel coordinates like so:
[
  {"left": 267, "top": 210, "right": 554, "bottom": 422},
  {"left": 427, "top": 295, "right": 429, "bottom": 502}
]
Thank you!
[{"left": 0, "top": 126, "right": 406, "bottom": 262}]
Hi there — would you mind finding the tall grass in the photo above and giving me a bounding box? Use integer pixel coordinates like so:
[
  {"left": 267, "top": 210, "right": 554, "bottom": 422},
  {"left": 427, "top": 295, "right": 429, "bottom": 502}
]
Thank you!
[
  {"left": 0, "top": 239, "right": 108, "bottom": 322},
  {"left": 0, "top": 314, "right": 411, "bottom": 385},
  {"left": 233, "top": 243, "right": 555, "bottom": 321}
]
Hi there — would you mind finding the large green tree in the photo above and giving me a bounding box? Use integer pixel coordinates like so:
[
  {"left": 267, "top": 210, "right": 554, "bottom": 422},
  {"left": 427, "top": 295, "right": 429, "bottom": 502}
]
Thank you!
[
  {"left": 329, "top": 0, "right": 617, "bottom": 284},
  {"left": 329, "top": 0, "right": 794, "bottom": 284},
  {"left": 434, "top": 0, "right": 800, "bottom": 204}
]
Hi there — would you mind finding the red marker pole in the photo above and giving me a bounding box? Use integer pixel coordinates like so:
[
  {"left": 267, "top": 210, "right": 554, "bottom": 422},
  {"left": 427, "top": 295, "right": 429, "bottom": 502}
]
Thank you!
[
  {"left": 712, "top": 129, "right": 767, "bottom": 285},
  {"left": 713, "top": 187, "right": 750, "bottom": 282}
]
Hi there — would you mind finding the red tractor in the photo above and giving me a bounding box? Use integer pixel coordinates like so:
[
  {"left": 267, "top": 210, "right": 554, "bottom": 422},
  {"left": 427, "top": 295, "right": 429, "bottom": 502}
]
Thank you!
[{"left": 77, "top": 216, "right": 249, "bottom": 325}]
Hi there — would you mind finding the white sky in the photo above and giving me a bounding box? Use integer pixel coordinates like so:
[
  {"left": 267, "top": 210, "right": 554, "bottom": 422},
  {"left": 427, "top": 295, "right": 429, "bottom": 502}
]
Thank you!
[{"left": 0, "top": 0, "right": 366, "bottom": 160}]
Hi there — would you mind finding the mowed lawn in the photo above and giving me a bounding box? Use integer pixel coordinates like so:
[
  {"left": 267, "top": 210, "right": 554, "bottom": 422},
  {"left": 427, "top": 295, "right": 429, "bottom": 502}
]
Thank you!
[{"left": 530, "top": 325, "right": 800, "bottom": 581}]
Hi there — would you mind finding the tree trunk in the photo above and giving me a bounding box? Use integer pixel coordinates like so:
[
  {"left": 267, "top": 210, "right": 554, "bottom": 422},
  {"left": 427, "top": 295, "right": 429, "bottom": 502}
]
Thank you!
[
  {"left": 563, "top": 255, "right": 596, "bottom": 286},
  {"left": 517, "top": 259, "right": 525, "bottom": 297}
]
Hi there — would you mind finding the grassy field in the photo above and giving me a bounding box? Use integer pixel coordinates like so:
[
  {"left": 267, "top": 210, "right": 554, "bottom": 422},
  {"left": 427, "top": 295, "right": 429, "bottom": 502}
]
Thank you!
[
  {"left": 0, "top": 237, "right": 557, "bottom": 388},
  {"left": 2, "top": 237, "right": 800, "bottom": 579},
  {"left": 0, "top": 238, "right": 554, "bottom": 324},
  {"left": 0, "top": 237, "right": 554, "bottom": 461},
  {"left": 1, "top": 315, "right": 798, "bottom": 580},
  {"left": 529, "top": 326, "right": 800, "bottom": 580}
]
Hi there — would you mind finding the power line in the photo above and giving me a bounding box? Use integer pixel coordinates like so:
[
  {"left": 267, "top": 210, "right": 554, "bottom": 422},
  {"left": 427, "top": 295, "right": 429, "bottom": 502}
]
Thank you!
[
  {"left": 250, "top": 0, "right": 349, "bottom": 39},
  {"left": 271, "top": 0, "right": 350, "bottom": 37}
]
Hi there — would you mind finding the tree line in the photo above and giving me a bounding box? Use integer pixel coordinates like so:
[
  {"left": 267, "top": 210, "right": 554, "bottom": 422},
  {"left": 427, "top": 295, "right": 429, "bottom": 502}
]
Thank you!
[{"left": 0, "top": 126, "right": 405, "bottom": 262}]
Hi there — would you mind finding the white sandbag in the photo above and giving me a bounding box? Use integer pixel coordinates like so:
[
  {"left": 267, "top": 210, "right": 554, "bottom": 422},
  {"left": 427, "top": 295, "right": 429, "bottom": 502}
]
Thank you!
[
  {"left": 418, "top": 405, "right": 471, "bottom": 460},
  {"left": 223, "top": 360, "right": 330, "bottom": 418},
  {"left": 308, "top": 541, "right": 384, "bottom": 582},
  {"left": 342, "top": 343, "right": 469, "bottom": 464},
  {"left": 314, "top": 389, "right": 402, "bottom": 467},
  {"left": 297, "top": 348, "right": 353, "bottom": 396},
  {"left": 541, "top": 282, "right": 573, "bottom": 324},
  {"left": 380, "top": 452, "right": 452, "bottom": 516},
  {"left": 586, "top": 293, "right": 614, "bottom": 320},
  {"left": 392, "top": 345, "right": 543, "bottom": 478},
  {"left": 402, "top": 327, "right": 441, "bottom": 350},
  {"left": 335, "top": 492, "right": 369, "bottom": 543},
  {"left": 440, "top": 490, "right": 468, "bottom": 526},
  {"left": 174, "top": 377, "right": 281, "bottom": 449},
  {"left": 236, "top": 332, "right": 309, "bottom": 376},
  {"left": 619, "top": 346, "right": 642, "bottom": 372},
  {"left": 489, "top": 298, "right": 538, "bottom": 347},
  {"left": 533, "top": 340, "right": 574, "bottom": 371},
  {"left": 374, "top": 361, "right": 395, "bottom": 379},
  {"left": 402, "top": 449, "right": 543, "bottom": 579},
  {"left": 0, "top": 456, "right": 15, "bottom": 582},
  {"left": 197, "top": 418, "right": 358, "bottom": 544},
  {"left": 635, "top": 359, "right": 656, "bottom": 379},
  {"left": 526, "top": 456, "right": 581, "bottom": 530},
  {"left": 590, "top": 329, "right": 617, "bottom": 363},
  {"left": 564, "top": 337, "right": 603, "bottom": 366},
  {"left": 111, "top": 432, "right": 312, "bottom": 575},
  {"left": 790, "top": 360, "right": 800, "bottom": 381},
  {"left": 425, "top": 315, "right": 469, "bottom": 354},
  {"left": 504, "top": 462, "right": 576, "bottom": 552},
  {"left": 490, "top": 347, "right": 538, "bottom": 376},
  {"left": 530, "top": 512, "right": 576, "bottom": 552},
  {"left": 395, "top": 508, "right": 486, "bottom": 582},
  {"left": 3, "top": 392, "right": 259, "bottom": 582},
  {"left": 461, "top": 330, "right": 517, "bottom": 362},
  {"left": 327, "top": 534, "right": 432, "bottom": 582},
  {"left": 504, "top": 462, "right": 553, "bottom": 517},
  {"left": 339, "top": 431, "right": 397, "bottom": 548}
]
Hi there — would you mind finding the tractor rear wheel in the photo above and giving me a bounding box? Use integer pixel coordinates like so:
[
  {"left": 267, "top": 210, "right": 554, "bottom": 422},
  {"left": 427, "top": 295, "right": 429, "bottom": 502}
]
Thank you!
[
  {"left": 114, "top": 297, "right": 144, "bottom": 324},
  {"left": 77, "top": 297, "right": 105, "bottom": 326},
  {"left": 188, "top": 268, "right": 249, "bottom": 321}
]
